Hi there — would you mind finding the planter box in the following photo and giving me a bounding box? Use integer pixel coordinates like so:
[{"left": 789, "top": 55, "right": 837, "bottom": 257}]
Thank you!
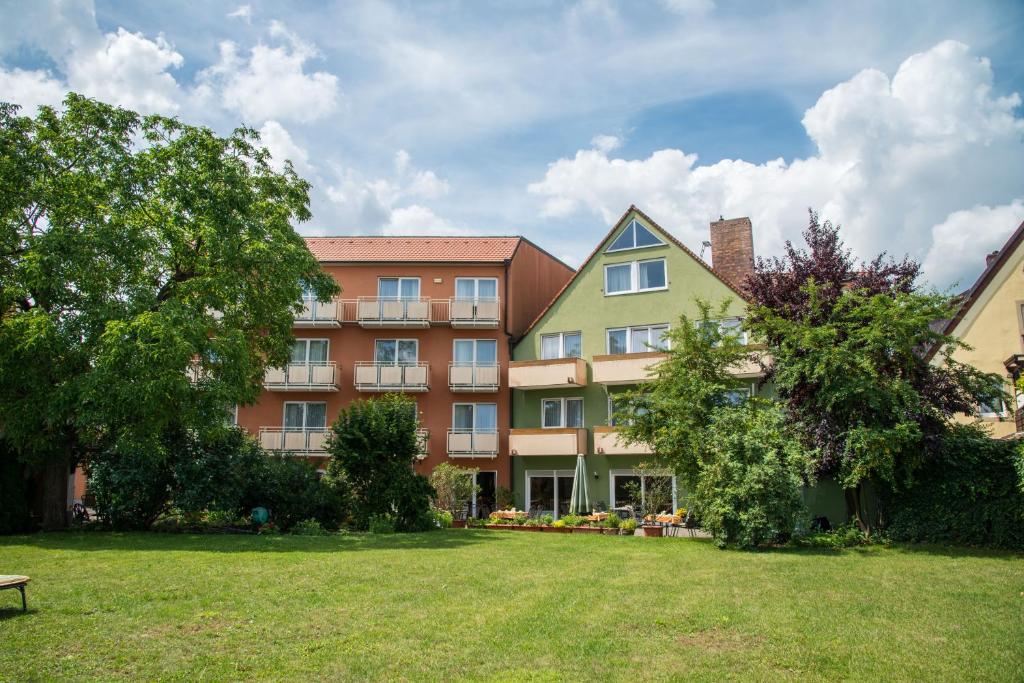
[
  {"left": 641, "top": 525, "right": 664, "bottom": 537},
  {"left": 452, "top": 520, "right": 466, "bottom": 529},
  {"left": 549, "top": 527, "right": 570, "bottom": 533},
  {"left": 485, "top": 524, "right": 508, "bottom": 530},
  {"left": 602, "top": 528, "right": 619, "bottom": 535},
  {"left": 573, "top": 526, "right": 602, "bottom": 534}
]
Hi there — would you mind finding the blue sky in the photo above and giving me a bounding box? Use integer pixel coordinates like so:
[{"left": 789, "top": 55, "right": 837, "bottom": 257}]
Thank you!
[{"left": 2, "top": 0, "right": 1023, "bottom": 289}]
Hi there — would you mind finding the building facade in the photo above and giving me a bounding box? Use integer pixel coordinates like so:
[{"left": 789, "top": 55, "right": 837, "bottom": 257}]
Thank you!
[
  {"left": 235, "top": 236, "right": 573, "bottom": 516},
  {"left": 507, "top": 207, "right": 766, "bottom": 517}
]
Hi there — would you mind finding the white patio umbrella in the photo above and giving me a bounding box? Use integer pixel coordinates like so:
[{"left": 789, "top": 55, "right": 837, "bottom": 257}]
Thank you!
[{"left": 568, "top": 454, "right": 590, "bottom": 515}]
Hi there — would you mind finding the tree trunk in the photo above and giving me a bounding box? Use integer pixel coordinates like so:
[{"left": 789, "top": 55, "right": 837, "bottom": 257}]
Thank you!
[
  {"left": 844, "top": 484, "right": 869, "bottom": 534},
  {"left": 40, "top": 455, "right": 70, "bottom": 530}
]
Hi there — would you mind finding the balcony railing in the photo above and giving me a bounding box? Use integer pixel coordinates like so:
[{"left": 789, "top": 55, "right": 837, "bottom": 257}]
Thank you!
[
  {"left": 259, "top": 428, "right": 330, "bottom": 454},
  {"left": 354, "top": 362, "right": 430, "bottom": 392},
  {"left": 509, "top": 428, "right": 587, "bottom": 456},
  {"left": 415, "top": 428, "right": 430, "bottom": 460},
  {"left": 263, "top": 362, "right": 339, "bottom": 391},
  {"left": 446, "top": 429, "right": 499, "bottom": 458},
  {"left": 593, "top": 426, "right": 652, "bottom": 455},
  {"left": 591, "top": 352, "right": 667, "bottom": 385},
  {"left": 449, "top": 298, "right": 500, "bottom": 328},
  {"left": 295, "top": 298, "right": 342, "bottom": 327},
  {"left": 509, "top": 357, "right": 587, "bottom": 390},
  {"left": 354, "top": 297, "right": 431, "bottom": 328},
  {"left": 448, "top": 363, "right": 500, "bottom": 392}
]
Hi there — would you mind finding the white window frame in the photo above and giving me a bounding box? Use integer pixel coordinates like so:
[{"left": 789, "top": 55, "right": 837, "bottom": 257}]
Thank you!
[
  {"left": 603, "top": 257, "right": 667, "bottom": 296},
  {"left": 291, "top": 338, "right": 330, "bottom": 364},
  {"left": 609, "top": 469, "right": 678, "bottom": 511},
  {"left": 721, "top": 385, "right": 754, "bottom": 406},
  {"left": 282, "top": 401, "right": 327, "bottom": 431},
  {"left": 605, "top": 324, "right": 670, "bottom": 354},
  {"left": 453, "top": 338, "right": 498, "bottom": 365},
  {"left": 374, "top": 338, "right": 419, "bottom": 365},
  {"left": 540, "top": 331, "right": 582, "bottom": 359},
  {"left": 541, "top": 397, "right": 584, "bottom": 429},
  {"left": 702, "top": 317, "right": 749, "bottom": 346},
  {"left": 525, "top": 469, "right": 577, "bottom": 519},
  {"left": 452, "top": 402, "right": 498, "bottom": 433},
  {"left": 978, "top": 387, "right": 1009, "bottom": 418},
  {"left": 605, "top": 219, "right": 666, "bottom": 253},
  {"left": 455, "top": 277, "right": 499, "bottom": 301},
  {"left": 378, "top": 276, "right": 421, "bottom": 299}
]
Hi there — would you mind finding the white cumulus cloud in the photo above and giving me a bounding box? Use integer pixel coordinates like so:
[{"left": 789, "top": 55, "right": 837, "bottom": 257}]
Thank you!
[
  {"left": 528, "top": 40, "right": 1024, "bottom": 288},
  {"left": 923, "top": 200, "right": 1024, "bottom": 289},
  {"left": 0, "top": 67, "right": 66, "bottom": 112},
  {"left": 257, "top": 120, "right": 311, "bottom": 173}
]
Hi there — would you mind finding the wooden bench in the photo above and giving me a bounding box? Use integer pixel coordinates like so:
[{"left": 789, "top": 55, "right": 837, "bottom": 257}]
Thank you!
[{"left": 0, "top": 575, "right": 29, "bottom": 612}]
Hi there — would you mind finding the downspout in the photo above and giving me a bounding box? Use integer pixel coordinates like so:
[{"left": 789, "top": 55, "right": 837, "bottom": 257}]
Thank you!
[{"left": 504, "top": 258, "right": 513, "bottom": 494}]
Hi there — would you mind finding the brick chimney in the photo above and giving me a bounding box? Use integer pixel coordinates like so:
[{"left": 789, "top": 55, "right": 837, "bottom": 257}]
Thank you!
[
  {"left": 986, "top": 250, "right": 1000, "bottom": 268},
  {"left": 710, "top": 216, "right": 754, "bottom": 290}
]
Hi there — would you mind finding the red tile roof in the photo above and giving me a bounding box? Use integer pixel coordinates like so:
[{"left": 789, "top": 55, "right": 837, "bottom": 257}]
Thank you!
[{"left": 305, "top": 236, "right": 523, "bottom": 262}]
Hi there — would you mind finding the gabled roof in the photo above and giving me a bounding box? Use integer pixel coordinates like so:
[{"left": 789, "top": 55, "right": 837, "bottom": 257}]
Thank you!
[
  {"left": 927, "top": 218, "right": 1024, "bottom": 359},
  {"left": 519, "top": 205, "right": 749, "bottom": 338},
  {"left": 305, "top": 236, "right": 523, "bottom": 263}
]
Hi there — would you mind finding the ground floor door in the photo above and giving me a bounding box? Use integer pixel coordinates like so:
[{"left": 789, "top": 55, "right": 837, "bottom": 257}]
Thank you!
[
  {"left": 525, "top": 470, "right": 576, "bottom": 519},
  {"left": 472, "top": 471, "right": 496, "bottom": 518}
]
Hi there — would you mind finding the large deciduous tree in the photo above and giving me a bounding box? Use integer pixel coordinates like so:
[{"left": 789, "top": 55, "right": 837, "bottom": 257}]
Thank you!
[
  {"left": 0, "top": 94, "right": 338, "bottom": 528},
  {"left": 744, "top": 212, "right": 1001, "bottom": 529}
]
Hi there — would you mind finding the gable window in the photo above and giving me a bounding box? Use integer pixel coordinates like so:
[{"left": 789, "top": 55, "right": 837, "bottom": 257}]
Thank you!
[
  {"left": 606, "top": 219, "right": 665, "bottom": 253},
  {"left": 604, "top": 258, "right": 667, "bottom": 295},
  {"left": 540, "top": 331, "right": 582, "bottom": 359},
  {"left": 606, "top": 325, "right": 669, "bottom": 355},
  {"left": 379, "top": 277, "right": 420, "bottom": 300},
  {"left": 375, "top": 339, "right": 418, "bottom": 365},
  {"left": 542, "top": 397, "right": 584, "bottom": 428},
  {"left": 455, "top": 277, "right": 498, "bottom": 301},
  {"left": 291, "top": 339, "right": 329, "bottom": 364}
]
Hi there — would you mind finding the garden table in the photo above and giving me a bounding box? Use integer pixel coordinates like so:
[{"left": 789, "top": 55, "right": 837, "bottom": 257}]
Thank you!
[{"left": 0, "top": 575, "right": 29, "bottom": 612}]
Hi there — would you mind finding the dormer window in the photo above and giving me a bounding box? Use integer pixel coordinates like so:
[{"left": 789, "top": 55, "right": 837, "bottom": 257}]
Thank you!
[{"left": 606, "top": 219, "right": 665, "bottom": 253}]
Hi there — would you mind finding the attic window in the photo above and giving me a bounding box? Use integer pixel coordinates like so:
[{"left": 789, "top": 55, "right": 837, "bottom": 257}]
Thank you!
[{"left": 606, "top": 219, "right": 665, "bottom": 253}]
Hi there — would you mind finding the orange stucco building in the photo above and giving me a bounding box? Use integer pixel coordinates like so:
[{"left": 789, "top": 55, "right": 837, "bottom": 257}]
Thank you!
[{"left": 234, "top": 236, "right": 573, "bottom": 516}]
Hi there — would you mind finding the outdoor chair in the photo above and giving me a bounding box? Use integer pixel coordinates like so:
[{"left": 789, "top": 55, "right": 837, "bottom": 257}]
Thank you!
[{"left": 0, "top": 576, "right": 29, "bottom": 612}]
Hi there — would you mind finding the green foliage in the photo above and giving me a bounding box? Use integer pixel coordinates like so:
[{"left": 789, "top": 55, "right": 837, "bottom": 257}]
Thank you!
[
  {"left": 560, "top": 514, "right": 585, "bottom": 527},
  {"left": 430, "top": 509, "right": 454, "bottom": 529},
  {"left": 0, "top": 95, "right": 339, "bottom": 527},
  {"left": 326, "top": 394, "right": 434, "bottom": 532},
  {"left": 694, "top": 402, "right": 811, "bottom": 549},
  {"left": 0, "top": 445, "right": 32, "bottom": 533},
  {"left": 619, "top": 518, "right": 638, "bottom": 533},
  {"left": 429, "top": 462, "right": 479, "bottom": 516},
  {"left": 616, "top": 299, "right": 754, "bottom": 490},
  {"left": 604, "top": 513, "right": 621, "bottom": 529},
  {"left": 170, "top": 427, "right": 265, "bottom": 516},
  {"left": 291, "top": 519, "right": 328, "bottom": 536},
  {"left": 368, "top": 514, "right": 397, "bottom": 534},
  {"left": 792, "top": 522, "right": 869, "bottom": 549},
  {"left": 883, "top": 424, "right": 1024, "bottom": 550},
  {"left": 466, "top": 517, "right": 486, "bottom": 528},
  {"left": 551, "top": 519, "right": 567, "bottom": 529},
  {"left": 539, "top": 513, "right": 554, "bottom": 526},
  {"left": 242, "top": 455, "right": 347, "bottom": 532},
  {"left": 495, "top": 486, "right": 514, "bottom": 510}
]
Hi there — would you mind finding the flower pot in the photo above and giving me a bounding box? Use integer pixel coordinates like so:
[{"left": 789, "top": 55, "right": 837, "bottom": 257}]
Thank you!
[
  {"left": 642, "top": 525, "right": 664, "bottom": 537},
  {"left": 602, "top": 527, "right": 619, "bottom": 535},
  {"left": 452, "top": 520, "right": 466, "bottom": 528}
]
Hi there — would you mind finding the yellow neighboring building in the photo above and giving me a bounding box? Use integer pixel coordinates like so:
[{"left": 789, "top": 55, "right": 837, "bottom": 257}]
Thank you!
[{"left": 933, "top": 219, "right": 1024, "bottom": 439}]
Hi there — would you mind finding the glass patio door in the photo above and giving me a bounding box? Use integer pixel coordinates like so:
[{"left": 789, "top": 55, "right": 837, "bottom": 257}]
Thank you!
[{"left": 526, "top": 471, "right": 576, "bottom": 518}]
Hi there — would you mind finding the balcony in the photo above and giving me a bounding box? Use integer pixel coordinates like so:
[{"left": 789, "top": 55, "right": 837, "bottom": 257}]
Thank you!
[
  {"left": 593, "top": 426, "right": 652, "bottom": 455},
  {"left": 354, "top": 362, "right": 430, "bottom": 392},
  {"left": 448, "top": 363, "right": 500, "bottom": 392},
  {"left": 446, "top": 430, "right": 499, "bottom": 458},
  {"left": 295, "top": 298, "right": 341, "bottom": 327},
  {"left": 508, "top": 357, "right": 587, "bottom": 390},
  {"left": 259, "top": 428, "right": 330, "bottom": 454},
  {"left": 263, "top": 362, "right": 339, "bottom": 391},
  {"left": 591, "top": 352, "right": 667, "bottom": 385},
  {"left": 415, "top": 428, "right": 430, "bottom": 460},
  {"left": 449, "top": 298, "right": 500, "bottom": 329},
  {"left": 732, "top": 349, "right": 769, "bottom": 378},
  {"left": 509, "top": 428, "right": 587, "bottom": 456},
  {"left": 354, "top": 297, "right": 431, "bottom": 328}
]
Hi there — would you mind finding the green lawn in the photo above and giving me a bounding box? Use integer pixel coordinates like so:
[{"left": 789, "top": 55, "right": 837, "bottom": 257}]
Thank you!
[{"left": 1, "top": 531, "right": 1021, "bottom": 682}]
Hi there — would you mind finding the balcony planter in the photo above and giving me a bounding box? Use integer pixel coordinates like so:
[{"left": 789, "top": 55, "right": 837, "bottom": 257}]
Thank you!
[{"left": 641, "top": 525, "right": 664, "bottom": 537}]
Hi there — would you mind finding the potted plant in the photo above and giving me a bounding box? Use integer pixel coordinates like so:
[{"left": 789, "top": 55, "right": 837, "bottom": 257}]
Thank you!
[
  {"left": 429, "top": 462, "right": 479, "bottom": 529},
  {"left": 603, "top": 512, "right": 622, "bottom": 535},
  {"left": 620, "top": 518, "right": 638, "bottom": 536},
  {"left": 633, "top": 463, "right": 674, "bottom": 538},
  {"left": 550, "top": 519, "right": 569, "bottom": 533}
]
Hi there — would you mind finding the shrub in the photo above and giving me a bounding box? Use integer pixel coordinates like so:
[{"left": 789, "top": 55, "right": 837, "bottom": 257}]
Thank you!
[
  {"left": 792, "top": 522, "right": 868, "bottom": 549},
  {"left": 693, "top": 402, "right": 810, "bottom": 549},
  {"left": 551, "top": 519, "right": 567, "bottom": 529},
  {"left": 561, "top": 514, "right": 585, "bottom": 527},
  {"left": 540, "top": 513, "right": 554, "bottom": 526},
  {"left": 467, "top": 517, "right": 486, "bottom": 528},
  {"left": 431, "top": 508, "right": 453, "bottom": 528},
  {"left": 495, "top": 486, "right": 514, "bottom": 510},
  {"left": 88, "top": 444, "right": 175, "bottom": 530},
  {"left": 172, "top": 427, "right": 264, "bottom": 517},
  {"left": 882, "top": 424, "right": 1024, "bottom": 550},
  {"left": 241, "top": 455, "right": 347, "bottom": 532},
  {"left": 429, "top": 462, "right": 478, "bottom": 518},
  {"left": 369, "top": 514, "right": 397, "bottom": 534},
  {"left": 205, "top": 509, "right": 243, "bottom": 528},
  {"left": 620, "top": 518, "right": 638, "bottom": 533},
  {"left": 291, "top": 518, "right": 328, "bottom": 536},
  {"left": 604, "top": 513, "right": 621, "bottom": 529}
]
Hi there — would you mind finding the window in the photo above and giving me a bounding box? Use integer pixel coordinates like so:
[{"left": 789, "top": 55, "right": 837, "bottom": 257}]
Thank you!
[
  {"left": 540, "top": 331, "right": 582, "bottom": 359},
  {"left": 604, "top": 258, "right": 667, "bottom": 295},
  {"left": 453, "top": 339, "right": 497, "bottom": 365},
  {"left": 722, "top": 387, "right": 752, "bottom": 406},
  {"left": 700, "top": 317, "right": 748, "bottom": 346},
  {"left": 283, "top": 402, "right": 326, "bottom": 432},
  {"left": 606, "top": 219, "right": 664, "bottom": 253},
  {"left": 290, "top": 339, "right": 329, "bottom": 364},
  {"left": 378, "top": 277, "right": 420, "bottom": 300},
  {"left": 453, "top": 403, "right": 498, "bottom": 433},
  {"left": 455, "top": 277, "right": 498, "bottom": 301},
  {"left": 607, "top": 395, "right": 647, "bottom": 426},
  {"left": 541, "top": 397, "right": 584, "bottom": 428},
  {"left": 606, "top": 325, "right": 669, "bottom": 354},
  {"left": 375, "top": 339, "right": 418, "bottom": 365},
  {"left": 609, "top": 470, "right": 677, "bottom": 511},
  {"left": 978, "top": 382, "right": 1008, "bottom": 418},
  {"left": 526, "top": 469, "right": 577, "bottom": 518}
]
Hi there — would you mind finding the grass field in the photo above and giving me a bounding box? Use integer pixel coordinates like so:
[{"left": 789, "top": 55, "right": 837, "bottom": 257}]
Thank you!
[{"left": 0, "top": 531, "right": 1021, "bottom": 681}]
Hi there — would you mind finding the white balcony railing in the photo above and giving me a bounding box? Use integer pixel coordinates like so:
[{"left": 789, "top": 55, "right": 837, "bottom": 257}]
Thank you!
[
  {"left": 354, "top": 297, "right": 431, "bottom": 328},
  {"left": 295, "top": 298, "right": 342, "bottom": 327},
  {"left": 354, "top": 362, "right": 430, "bottom": 392},
  {"left": 259, "top": 428, "right": 330, "bottom": 454},
  {"left": 448, "top": 363, "right": 500, "bottom": 392},
  {"left": 449, "top": 298, "right": 500, "bottom": 328},
  {"left": 263, "top": 362, "right": 339, "bottom": 391},
  {"left": 447, "top": 429, "right": 499, "bottom": 458}
]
